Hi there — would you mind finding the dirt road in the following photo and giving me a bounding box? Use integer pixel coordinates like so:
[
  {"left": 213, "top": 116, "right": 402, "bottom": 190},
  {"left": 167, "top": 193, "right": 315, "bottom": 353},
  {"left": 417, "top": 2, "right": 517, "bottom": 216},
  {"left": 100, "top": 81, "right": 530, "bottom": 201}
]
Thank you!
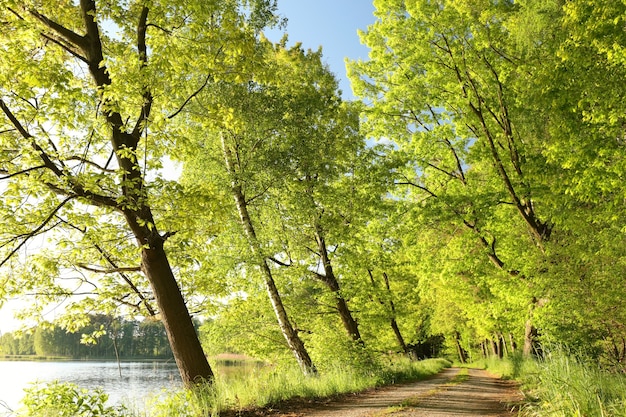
[{"left": 236, "top": 367, "right": 523, "bottom": 417}]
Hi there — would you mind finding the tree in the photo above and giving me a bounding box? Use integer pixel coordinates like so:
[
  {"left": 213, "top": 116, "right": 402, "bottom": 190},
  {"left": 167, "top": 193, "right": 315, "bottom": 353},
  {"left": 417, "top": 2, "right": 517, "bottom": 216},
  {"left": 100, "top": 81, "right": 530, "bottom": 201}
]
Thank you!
[
  {"left": 0, "top": 0, "right": 280, "bottom": 386},
  {"left": 178, "top": 40, "right": 376, "bottom": 372}
]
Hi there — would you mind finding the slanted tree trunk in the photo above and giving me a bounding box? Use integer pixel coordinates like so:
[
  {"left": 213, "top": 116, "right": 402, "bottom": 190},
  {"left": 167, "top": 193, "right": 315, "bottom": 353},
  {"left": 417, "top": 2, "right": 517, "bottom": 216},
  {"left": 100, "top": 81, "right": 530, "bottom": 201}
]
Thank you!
[
  {"left": 0, "top": 0, "right": 214, "bottom": 387},
  {"left": 138, "top": 231, "right": 214, "bottom": 385},
  {"left": 509, "top": 333, "right": 517, "bottom": 354},
  {"left": 313, "top": 224, "right": 362, "bottom": 343},
  {"left": 382, "top": 272, "right": 410, "bottom": 356},
  {"left": 221, "top": 134, "right": 316, "bottom": 375},
  {"left": 367, "top": 270, "right": 411, "bottom": 357}
]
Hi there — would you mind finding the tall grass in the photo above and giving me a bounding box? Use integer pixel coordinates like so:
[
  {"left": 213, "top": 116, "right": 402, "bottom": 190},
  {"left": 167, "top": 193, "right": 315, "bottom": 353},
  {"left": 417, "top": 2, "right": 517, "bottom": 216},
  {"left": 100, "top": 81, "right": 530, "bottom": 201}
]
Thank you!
[
  {"left": 470, "top": 349, "right": 626, "bottom": 417},
  {"left": 520, "top": 350, "right": 626, "bottom": 417},
  {"left": 145, "top": 357, "right": 451, "bottom": 417}
]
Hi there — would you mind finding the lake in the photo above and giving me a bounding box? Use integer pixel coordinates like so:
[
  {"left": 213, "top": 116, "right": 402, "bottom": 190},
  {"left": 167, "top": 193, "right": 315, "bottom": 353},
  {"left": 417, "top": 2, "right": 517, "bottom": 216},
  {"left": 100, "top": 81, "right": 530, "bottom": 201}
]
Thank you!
[{"left": 0, "top": 360, "right": 182, "bottom": 414}]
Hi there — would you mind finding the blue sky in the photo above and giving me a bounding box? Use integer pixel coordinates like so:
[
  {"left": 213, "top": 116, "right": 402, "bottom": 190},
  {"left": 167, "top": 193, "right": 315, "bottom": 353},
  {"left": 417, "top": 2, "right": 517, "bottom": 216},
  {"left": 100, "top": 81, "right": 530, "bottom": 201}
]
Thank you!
[{"left": 266, "top": 1, "right": 376, "bottom": 98}]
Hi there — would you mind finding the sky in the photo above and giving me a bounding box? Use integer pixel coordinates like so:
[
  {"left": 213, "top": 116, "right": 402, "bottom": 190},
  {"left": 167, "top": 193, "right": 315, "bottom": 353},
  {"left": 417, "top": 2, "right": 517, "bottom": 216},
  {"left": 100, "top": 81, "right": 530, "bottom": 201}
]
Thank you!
[
  {"left": 0, "top": 2, "right": 378, "bottom": 334},
  {"left": 266, "top": 1, "right": 377, "bottom": 98}
]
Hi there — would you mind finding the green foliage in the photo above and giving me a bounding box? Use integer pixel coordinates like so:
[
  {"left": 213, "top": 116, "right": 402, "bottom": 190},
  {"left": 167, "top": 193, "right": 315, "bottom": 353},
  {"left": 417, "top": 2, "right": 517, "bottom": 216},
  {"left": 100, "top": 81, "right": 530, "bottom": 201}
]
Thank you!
[
  {"left": 4, "top": 315, "right": 172, "bottom": 359},
  {"left": 520, "top": 349, "right": 626, "bottom": 417},
  {"left": 18, "top": 382, "right": 126, "bottom": 417},
  {"left": 0, "top": 332, "right": 35, "bottom": 356},
  {"left": 148, "top": 357, "right": 450, "bottom": 417}
]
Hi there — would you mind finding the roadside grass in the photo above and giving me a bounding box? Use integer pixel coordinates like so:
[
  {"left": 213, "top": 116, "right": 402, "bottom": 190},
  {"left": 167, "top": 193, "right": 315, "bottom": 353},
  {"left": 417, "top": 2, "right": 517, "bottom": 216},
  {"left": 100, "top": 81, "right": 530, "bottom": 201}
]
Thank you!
[
  {"left": 520, "top": 351, "right": 626, "bottom": 417},
  {"left": 145, "top": 357, "right": 451, "bottom": 417},
  {"left": 466, "top": 350, "right": 626, "bottom": 417}
]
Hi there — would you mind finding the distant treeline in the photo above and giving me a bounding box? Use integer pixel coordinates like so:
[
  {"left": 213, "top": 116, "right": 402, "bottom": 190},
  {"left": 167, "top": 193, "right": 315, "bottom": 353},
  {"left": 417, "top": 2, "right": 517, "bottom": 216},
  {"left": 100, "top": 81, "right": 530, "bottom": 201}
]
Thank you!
[{"left": 0, "top": 315, "right": 173, "bottom": 359}]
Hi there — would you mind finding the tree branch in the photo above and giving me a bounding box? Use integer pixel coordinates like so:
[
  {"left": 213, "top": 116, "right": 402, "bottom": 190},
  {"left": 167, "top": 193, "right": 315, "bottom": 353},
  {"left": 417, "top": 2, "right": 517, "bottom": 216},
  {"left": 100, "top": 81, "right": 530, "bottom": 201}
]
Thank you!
[
  {"left": 28, "top": 8, "right": 87, "bottom": 50},
  {"left": 268, "top": 256, "right": 292, "bottom": 267},
  {"left": 132, "top": 6, "right": 153, "bottom": 139},
  {"left": 167, "top": 73, "right": 213, "bottom": 119},
  {"left": 0, "top": 196, "right": 75, "bottom": 268},
  {"left": 77, "top": 264, "right": 142, "bottom": 274}
]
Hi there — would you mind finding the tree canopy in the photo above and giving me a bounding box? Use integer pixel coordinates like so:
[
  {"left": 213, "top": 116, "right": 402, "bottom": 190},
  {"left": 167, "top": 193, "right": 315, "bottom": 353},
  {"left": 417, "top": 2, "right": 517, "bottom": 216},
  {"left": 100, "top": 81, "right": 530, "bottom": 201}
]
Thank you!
[{"left": 2, "top": 0, "right": 626, "bottom": 384}]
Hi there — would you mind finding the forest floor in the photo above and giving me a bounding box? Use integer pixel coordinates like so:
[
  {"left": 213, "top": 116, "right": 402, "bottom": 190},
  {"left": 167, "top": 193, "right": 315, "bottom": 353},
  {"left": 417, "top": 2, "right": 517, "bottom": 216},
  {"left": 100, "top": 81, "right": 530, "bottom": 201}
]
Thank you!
[{"left": 223, "top": 367, "right": 525, "bottom": 417}]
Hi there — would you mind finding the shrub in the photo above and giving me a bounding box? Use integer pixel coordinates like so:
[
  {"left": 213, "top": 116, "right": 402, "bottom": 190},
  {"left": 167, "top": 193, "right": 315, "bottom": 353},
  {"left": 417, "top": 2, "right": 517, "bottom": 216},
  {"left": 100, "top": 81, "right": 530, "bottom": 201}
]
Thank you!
[{"left": 18, "top": 381, "right": 126, "bottom": 417}]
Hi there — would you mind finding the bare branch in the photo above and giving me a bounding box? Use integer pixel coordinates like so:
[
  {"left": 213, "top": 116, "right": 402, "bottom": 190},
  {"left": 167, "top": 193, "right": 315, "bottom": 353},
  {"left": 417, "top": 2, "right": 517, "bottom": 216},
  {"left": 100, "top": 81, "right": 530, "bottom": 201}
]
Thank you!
[
  {"left": 28, "top": 8, "right": 87, "bottom": 49},
  {"left": 268, "top": 256, "right": 292, "bottom": 267},
  {"left": 78, "top": 264, "right": 142, "bottom": 274},
  {"left": 66, "top": 156, "right": 116, "bottom": 173},
  {"left": 394, "top": 179, "right": 438, "bottom": 198},
  {"left": 0, "top": 165, "right": 47, "bottom": 180},
  {"left": 167, "top": 73, "right": 213, "bottom": 119},
  {"left": 0, "top": 196, "right": 75, "bottom": 268},
  {"left": 40, "top": 32, "right": 88, "bottom": 63}
]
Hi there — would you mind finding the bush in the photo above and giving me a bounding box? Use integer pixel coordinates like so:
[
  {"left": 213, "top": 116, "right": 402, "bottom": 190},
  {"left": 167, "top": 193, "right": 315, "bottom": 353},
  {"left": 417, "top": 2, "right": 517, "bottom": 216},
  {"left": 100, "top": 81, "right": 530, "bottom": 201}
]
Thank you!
[{"left": 18, "top": 381, "right": 126, "bottom": 417}]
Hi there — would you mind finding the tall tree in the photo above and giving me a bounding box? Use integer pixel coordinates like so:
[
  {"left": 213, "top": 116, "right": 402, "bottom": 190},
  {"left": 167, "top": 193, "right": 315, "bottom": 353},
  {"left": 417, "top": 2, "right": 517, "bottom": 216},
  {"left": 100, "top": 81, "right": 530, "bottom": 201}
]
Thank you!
[
  {"left": 348, "top": 0, "right": 626, "bottom": 360},
  {"left": 0, "top": 0, "right": 280, "bottom": 386}
]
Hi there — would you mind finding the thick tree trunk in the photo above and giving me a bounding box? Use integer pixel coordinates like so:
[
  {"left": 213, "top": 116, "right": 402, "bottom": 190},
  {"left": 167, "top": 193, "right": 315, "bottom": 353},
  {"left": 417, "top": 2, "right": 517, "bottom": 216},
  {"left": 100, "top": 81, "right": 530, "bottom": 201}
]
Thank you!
[
  {"left": 221, "top": 134, "right": 316, "bottom": 375},
  {"left": 140, "top": 235, "right": 214, "bottom": 386},
  {"left": 313, "top": 226, "right": 361, "bottom": 343}
]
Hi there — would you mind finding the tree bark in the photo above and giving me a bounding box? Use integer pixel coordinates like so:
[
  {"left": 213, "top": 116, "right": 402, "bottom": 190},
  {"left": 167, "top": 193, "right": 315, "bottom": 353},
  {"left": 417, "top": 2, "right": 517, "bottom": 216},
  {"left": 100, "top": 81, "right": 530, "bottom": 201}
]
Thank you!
[
  {"left": 0, "top": 1, "right": 215, "bottom": 387},
  {"left": 221, "top": 134, "right": 316, "bottom": 375},
  {"left": 508, "top": 333, "right": 517, "bottom": 354},
  {"left": 455, "top": 331, "right": 467, "bottom": 363},
  {"left": 367, "top": 270, "right": 412, "bottom": 356},
  {"left": 139, "top": 232, "right": 214, "bottom": 385},
  {"left": 523, "top": 319, "right": 537, "bottom": 357},
  {"left": 313, "top": 225, "right": 362, "bottom": 343}
]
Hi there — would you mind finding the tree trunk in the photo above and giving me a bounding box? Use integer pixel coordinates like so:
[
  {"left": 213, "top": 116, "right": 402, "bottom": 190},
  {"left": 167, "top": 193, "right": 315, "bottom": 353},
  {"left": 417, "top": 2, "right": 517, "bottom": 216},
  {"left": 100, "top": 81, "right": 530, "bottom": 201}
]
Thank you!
[
  {"left": 455, "top": 331, "right": 467, "bottom": 363},
  {"left": 367, "top": 270, "right": 411, "bottom": 356},
  {"left": 140, "top": 234, "right": 214, "bottom": 386},
  {"left": 221, "top": 134, "right": 316, "bottom": 375},
  {"left": 523, "top": 319, "right": 537, "bottom": 357},
  {"left": 509, "top": 333, "right": 517, "bottom": 354},
  {"left": 260, "top": 260, "right": 317, "bottom": 375},
  {"left": 490, "top": 338, "right": 498, "bottom": 357},
  {"left": 313, "top": 226, "right": 362, "bottom": 343},
  {"left": 500, "top": 333, "right": 508, "bottom": 358},
  {"left": 390, "top": 317, "right": 410, "bottom": 357}
]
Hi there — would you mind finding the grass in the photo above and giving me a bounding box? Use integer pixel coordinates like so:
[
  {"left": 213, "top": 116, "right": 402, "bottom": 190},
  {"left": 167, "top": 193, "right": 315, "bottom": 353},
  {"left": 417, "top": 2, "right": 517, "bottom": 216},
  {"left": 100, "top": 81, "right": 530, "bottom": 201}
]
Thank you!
[
  {"left": 141, "top": 357, "right": 451, "bottom": 417},
  {"left": 519, "top": 351, "right": 626, "bottom": 417},
  {"left": 464, "top": 350, "right": 626, "bottom": 417}
]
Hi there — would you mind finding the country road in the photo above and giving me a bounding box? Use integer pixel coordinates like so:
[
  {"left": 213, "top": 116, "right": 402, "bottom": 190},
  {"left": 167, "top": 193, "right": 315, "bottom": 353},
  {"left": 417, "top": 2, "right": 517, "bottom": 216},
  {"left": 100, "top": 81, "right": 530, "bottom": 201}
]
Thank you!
[{"left": 227, "top": 367, "right": 524, "bottom": 417}]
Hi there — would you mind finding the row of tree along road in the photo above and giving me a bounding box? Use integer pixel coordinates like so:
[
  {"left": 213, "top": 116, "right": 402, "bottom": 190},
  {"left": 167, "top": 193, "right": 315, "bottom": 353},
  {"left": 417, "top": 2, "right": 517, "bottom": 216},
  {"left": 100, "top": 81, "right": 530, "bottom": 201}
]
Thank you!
[{"left": 1, "top": 0, "right": 626, "bottom": 386}]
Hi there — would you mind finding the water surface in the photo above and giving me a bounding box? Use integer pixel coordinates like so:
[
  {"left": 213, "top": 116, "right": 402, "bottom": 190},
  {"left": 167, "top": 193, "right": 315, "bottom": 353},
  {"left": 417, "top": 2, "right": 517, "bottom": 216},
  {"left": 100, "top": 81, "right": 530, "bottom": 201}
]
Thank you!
[{"left": 0, "top": 360, "right": 180, "bottom": 413}]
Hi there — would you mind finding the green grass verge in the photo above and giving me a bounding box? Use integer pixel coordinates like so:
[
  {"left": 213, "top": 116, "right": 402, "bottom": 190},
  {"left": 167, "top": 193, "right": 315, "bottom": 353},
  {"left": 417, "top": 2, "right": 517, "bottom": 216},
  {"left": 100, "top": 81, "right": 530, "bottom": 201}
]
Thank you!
[
  {"left": 144, "top": 357, "right": 451, "bottom": 417},
  {"left": 464, "top": 350, "right": 626, "bottom": 417}
]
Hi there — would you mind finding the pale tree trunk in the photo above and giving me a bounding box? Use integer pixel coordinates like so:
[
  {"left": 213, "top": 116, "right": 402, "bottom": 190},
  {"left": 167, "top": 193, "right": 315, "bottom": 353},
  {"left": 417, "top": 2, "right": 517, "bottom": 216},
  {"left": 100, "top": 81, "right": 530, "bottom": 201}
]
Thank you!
[
  {"left": 523, "top": 319, "right": 538, "bottom": 357},
  {"left": 313, "top": 225, "right": 362, "bottom": 343},
  {"left": 454, "top": 331, "right": 467, "bottom": 364},
  {"left": 221, "top": 134, "right": 317, "bottom": 375},
  {"left": 509, "top": 333, "right": 517, "bottom": 354}
]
